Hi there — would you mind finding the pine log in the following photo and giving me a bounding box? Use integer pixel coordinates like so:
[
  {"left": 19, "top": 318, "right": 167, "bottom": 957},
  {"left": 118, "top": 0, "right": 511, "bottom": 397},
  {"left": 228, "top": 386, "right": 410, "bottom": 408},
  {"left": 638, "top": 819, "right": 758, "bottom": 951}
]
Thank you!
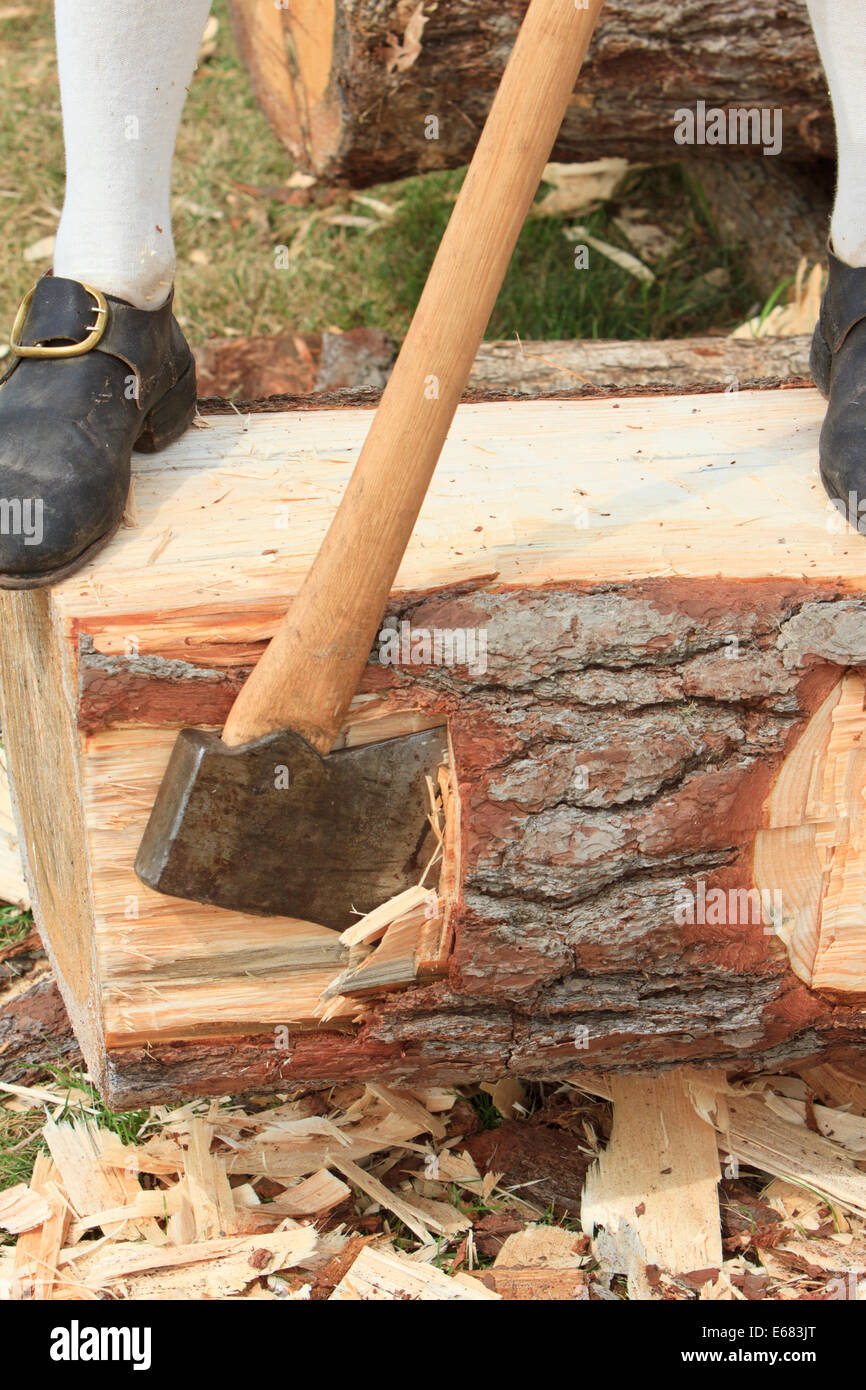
[
  {"left": 0, "top": 966, "right": 80, "bottom": 1083},
  {"left": 194, "top": 333, "right": 812, "bottom": 405},
  {"left": 467, "top": 335, "right": 812, "bottom": 396},
  {"left": 225, "top": 0, "right": 832, "bottom": 187},
  {"left": 2, "top": 387, "right": 866, "bottom": 1106}
]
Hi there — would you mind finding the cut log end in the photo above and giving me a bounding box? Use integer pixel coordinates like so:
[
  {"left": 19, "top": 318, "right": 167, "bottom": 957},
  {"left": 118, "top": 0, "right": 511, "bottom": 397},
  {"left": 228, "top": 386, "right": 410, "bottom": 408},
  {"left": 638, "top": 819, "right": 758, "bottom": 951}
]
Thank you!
[{"left": 756, "top": 669, "right": 866, "bottom": 999}]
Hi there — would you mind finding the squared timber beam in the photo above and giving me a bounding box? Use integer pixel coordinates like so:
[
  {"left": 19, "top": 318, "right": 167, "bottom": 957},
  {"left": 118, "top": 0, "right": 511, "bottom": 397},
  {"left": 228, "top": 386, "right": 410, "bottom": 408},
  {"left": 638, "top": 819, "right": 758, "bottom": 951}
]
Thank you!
[{"left": 2, "top": 387, "right": 866, "bottom": 1105}]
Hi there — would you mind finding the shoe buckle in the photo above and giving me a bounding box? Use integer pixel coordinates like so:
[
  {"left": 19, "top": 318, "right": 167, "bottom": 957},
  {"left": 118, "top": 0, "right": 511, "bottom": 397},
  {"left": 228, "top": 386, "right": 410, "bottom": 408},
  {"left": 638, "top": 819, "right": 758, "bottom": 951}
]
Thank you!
[{"left": 9, "top": 281, "right": 109, "bottom": 360}]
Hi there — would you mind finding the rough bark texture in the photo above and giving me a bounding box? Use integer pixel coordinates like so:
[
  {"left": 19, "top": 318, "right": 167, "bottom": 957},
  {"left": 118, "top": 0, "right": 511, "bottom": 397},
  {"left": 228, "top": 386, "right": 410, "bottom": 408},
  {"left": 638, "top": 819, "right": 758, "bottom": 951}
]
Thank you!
[
  {"left": 0, "top": 962, "right": 81, "bottom": 1084},
  {"left": 194, "top": 333, "right": 813, "bottom": 404},
  {"left": 194, "top": 328, "right": 396, "bottom": 400},
  {"left": 685, "top": 158, "right": 832, "bottom": 300},
  {"left": 463, "top": 1120, "right": 594, "bottom": 1216},
  {"left": 93, "top": 576, "right": 866, "bottom": 1106},
  {"left": 468, "top": 335, "right": 813, "bottom": 395},
  {"left": 226, "top": 0, "right": 833, "bottom": 187}
]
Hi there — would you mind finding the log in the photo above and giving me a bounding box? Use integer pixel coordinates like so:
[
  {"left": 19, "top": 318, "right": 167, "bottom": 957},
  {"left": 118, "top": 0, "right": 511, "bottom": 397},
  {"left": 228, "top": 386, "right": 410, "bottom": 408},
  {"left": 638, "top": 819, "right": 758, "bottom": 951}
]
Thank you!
[
  {"left": 3, "top": 386, "right": 866, "bottom": 1107},
  {"left": 0, "top": 966, "right": 81, "bottom": 1084},
  {"left": 225, "top": 0, "right": 832, "bottom": 187},
  {"left": 683, "top": 159, "right": 831, "bottom": 302},
  {"left": 467, "top": 334, "right": 812, "bottom": 396},
  {"left": 194, "top": 328, "right": 397, "bottom": 401},
  {"left": 194, "top": 333, "right": 812, "bottom": 405}
]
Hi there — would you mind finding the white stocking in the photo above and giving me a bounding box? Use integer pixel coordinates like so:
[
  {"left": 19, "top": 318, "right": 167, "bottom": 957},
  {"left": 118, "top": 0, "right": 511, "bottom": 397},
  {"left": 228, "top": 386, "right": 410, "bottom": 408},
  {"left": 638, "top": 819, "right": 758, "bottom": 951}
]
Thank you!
[
  {"left": 807, "top": 0, "right": 866, "bottom": 267},
  {"left": 52, "top": 0, "right": 213, "bottom": 309}
]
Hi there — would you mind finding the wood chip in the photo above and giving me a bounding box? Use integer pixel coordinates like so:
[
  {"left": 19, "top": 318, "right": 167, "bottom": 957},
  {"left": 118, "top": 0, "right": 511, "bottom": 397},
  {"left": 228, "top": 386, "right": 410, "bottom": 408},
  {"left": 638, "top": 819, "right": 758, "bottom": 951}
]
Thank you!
[
  {"left": 331, "top": 1243, "right": 500, "bottom": 1300},
  {"left": 0, "top": 1182, "right": 52, "bottom": 1235},
  {"left": 10, "top": 1154, "right": 70, "bottom": 1300},
  {"left": 183, "top": 1117, "right": 237, "bottom": 1239},
  {"left": 384, "top": 3, "right": 428, "bottom": 74},
  {"left": 480, "top": 1077, "right": 528, "bottom": 1121},
  {"left": 471, "top": 1266, "right": 589, "bottom": 1301},
  {"left": 340, "top": 885, "right": 437, "bottom": 947},
  {"left": 65, "top": 1227, "right": 318, "bottom": 1295},
  {"left": 329, "top": 1157, "right": 443, "bottom": 1244},
  {"left": 45, "top": 1117, "right": 161, "bottom": 1242},
  {"left": 493, "top": 1223, "right": 586, "bottom": 1269},
  {"left": 269, "top": 1170, "right": 351, "bottom": 1217},
  {"left": 366, "top": 1084, "right": 447, "bottom": 1140},
  {"left": 581, "top": 1071, "right": 722, "bottom": 1298}
]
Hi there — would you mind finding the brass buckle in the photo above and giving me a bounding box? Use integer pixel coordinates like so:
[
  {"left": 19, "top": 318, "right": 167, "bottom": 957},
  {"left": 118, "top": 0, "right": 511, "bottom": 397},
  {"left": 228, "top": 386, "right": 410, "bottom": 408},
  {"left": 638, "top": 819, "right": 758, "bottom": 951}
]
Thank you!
[{"left": 9, "top": 281, "right": 109, "bottom": 360}]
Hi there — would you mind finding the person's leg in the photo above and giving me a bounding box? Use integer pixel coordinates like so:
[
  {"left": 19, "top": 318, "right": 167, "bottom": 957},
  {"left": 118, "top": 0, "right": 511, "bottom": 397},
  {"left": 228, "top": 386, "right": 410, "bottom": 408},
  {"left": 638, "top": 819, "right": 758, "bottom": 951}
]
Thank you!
[
  {"left": 0, "top": 1, "right": 210, "bottom": 587},
  {"left": 53, "top": 0, "right": 212, "bottom": 308},
  {"left": 806, "top": 0, "right": 866, "bottom": 522},
  {"left": 807, "top": 0, "right": 866, "bottom": 267}
]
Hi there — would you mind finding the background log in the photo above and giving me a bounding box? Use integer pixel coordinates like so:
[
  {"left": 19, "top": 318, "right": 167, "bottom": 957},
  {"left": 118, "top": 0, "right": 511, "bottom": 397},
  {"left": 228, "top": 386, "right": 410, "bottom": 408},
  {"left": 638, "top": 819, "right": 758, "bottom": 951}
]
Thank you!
[
  {"left": 684, "top": 158, "right": 832, "bottom": 303},
  {"left": 226, "top": 0, "right": 832, "bottom": 187},
  {"left": 0, "top": 967, "right": 80, "bottom": 1084}
]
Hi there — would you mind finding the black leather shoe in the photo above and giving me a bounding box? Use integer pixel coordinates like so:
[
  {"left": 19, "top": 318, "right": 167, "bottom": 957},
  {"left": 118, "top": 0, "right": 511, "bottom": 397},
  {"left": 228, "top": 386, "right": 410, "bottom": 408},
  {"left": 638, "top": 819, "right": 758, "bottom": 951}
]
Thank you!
[
  {"left": 811, "top": 245, "right": 866, "bottom": 532},
  {"left": 0, "top": 273, "right": 196, "bottom": 587}
]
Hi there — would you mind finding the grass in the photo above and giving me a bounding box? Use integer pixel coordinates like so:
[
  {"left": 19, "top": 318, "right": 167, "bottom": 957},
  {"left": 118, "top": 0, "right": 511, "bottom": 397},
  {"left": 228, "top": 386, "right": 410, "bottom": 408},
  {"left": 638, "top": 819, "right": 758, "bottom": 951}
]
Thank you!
[
  {"left": 0, "top": 902, "right": 32, "bottom": 952},
  {"left": 369, "top": 163, "right": 755, "bottom": 342},
  {"left": 0, "top": 1063, "right": 151, "bottom": 1203},
  {"left": 0, "top": 1106, "right": 44, "bottom": 1198},
  {"left": 44, "top": 1063, "right": 152, "bottom": 1148},
  {"left": 0, "top": 1062, "right": 151, "bottom": 1247},
  {"left": 0, "top": 0, "right": 758, "bottom": 354},
  {"left": 468, "top": 1087, "right": 505, "bottom": 1131}
]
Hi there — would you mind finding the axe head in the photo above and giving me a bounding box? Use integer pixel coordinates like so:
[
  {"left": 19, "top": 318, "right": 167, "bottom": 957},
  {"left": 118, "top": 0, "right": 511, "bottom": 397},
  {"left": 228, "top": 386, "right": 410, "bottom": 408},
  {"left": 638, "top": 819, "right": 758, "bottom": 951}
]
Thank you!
[{"left": 135, "top": 725, "right": 449, "bottom": 930}]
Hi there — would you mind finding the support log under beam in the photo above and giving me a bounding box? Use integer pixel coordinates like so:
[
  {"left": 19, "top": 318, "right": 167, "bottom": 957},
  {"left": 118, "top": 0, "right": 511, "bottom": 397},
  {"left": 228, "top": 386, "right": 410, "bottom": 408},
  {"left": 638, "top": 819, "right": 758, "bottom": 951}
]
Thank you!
[{"left": 1, "top": 387, "right": 866, "bottom": 1106}]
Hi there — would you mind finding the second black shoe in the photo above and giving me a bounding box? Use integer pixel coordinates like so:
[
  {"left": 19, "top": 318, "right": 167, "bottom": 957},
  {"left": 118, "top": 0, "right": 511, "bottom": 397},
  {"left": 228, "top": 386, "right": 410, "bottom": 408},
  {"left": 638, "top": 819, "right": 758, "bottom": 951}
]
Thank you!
[{"left": 811, "top": 244, "right": 866, "bottom": 535}]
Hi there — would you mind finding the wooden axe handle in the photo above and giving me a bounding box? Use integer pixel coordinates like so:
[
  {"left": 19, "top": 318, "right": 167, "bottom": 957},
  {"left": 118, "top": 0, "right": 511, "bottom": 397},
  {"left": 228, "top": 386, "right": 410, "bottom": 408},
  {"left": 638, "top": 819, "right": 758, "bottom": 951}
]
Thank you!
[{"left": 222, "top": 0, "right": 604, "bottom": 752}]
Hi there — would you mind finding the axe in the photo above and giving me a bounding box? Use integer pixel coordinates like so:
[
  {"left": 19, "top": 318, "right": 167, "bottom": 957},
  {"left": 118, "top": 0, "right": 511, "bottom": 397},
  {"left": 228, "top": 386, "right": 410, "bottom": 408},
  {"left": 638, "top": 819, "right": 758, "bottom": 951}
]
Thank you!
[{"left": 136, "top": 0, "right": 604, "bottom": 929}]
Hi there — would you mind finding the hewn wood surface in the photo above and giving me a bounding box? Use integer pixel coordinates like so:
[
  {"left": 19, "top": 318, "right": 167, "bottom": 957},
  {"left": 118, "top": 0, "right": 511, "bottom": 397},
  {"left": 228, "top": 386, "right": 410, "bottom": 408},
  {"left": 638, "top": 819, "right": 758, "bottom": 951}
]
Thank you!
[
  {"left": 226, "top": 0, "right": 832, "bottom": 187},
  {"left": 3, "top": 390, "right": 866, "bottom": 1105},
  {"left": 0, "top": 593, "right": 105, "bottom": 1072}
]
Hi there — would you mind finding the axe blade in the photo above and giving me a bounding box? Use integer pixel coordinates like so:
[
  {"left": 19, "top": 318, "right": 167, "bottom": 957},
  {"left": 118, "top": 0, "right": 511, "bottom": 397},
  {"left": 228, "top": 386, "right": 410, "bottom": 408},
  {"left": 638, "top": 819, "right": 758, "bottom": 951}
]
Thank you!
[{"left": 135, "top": 724, "right": 449, "bottom": 930}]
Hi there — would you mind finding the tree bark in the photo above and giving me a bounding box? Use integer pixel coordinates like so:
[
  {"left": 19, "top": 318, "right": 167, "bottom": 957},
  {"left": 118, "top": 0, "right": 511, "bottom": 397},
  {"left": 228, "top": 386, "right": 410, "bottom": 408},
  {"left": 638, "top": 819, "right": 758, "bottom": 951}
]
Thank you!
[
  {"left": 467, "top": 334, "right": 812, "bottom": 395},
  {"left": 0, "top": 964, "right": 81, "bottom": 1084},
  {"left": 226, "top": 0, "right": 833, "bottom": 187},
  {"left": 684, "top": 158, "right": 832, "bottom": 301},
  {"left": 193, "top": 333, "right": 812, "bottom": 405}
]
